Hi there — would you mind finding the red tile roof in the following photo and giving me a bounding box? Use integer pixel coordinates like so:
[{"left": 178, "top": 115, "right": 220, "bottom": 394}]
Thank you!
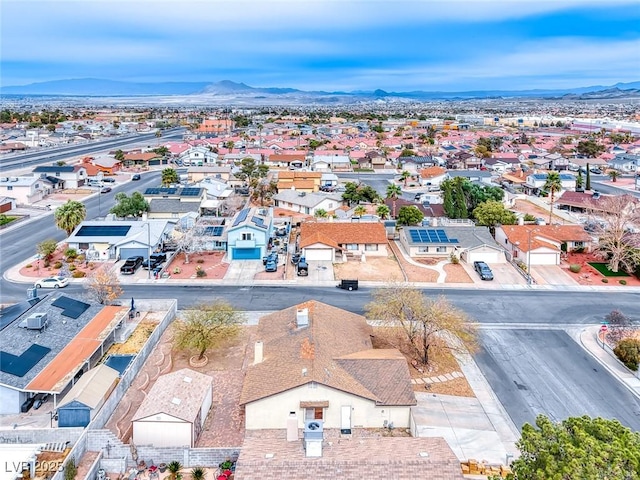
[
  {"left": 299, "top": 222, "right": 388, "bottom": 247},
  {"left": 500, "top": 224, "right": 592, "bottom": 252}
]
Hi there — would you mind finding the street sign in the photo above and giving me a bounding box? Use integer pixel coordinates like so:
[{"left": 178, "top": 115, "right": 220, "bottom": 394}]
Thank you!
[{"left": 600, "top": 325, "right": 608, "bottom": 332}]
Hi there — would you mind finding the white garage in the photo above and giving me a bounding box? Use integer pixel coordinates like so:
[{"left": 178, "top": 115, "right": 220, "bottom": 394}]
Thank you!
[
  {"left": 302, "top": 243, "right": 335, "bottom": 262},
  {"left": 462, "top": 245, "right": 506, "bottom": 264},
  {"left": 132, "top": 368, "right": 213, "bottom": 448},
  {"left": 528, "top": 249, "right": 560, "bottom": 266}
]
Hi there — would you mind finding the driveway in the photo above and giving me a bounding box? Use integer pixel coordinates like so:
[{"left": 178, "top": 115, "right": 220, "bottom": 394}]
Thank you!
[
  {"left": 295, "top": 260, "right": 335, "bottom": 285},
  {"left": 460, "top": 262, "right": 527, "bottom": 286},
  {"left": 531, "top": 265, "right": 579, "bottom": 286},
  {"left": 223, "top": 260, "right": 264, "bottom": 282}
]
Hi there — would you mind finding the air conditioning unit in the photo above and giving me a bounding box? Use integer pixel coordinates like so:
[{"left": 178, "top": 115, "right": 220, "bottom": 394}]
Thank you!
[
  {"left": 20, "top": 313, "right": 49, "bottom": 331},
  {"left": 303, "top": 420, "right": 324, "bottom": 457}
]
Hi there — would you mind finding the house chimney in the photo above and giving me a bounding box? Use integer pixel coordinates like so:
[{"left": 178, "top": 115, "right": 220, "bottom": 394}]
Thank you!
[
  {"left": 431, "top": 218, "right": 438, "bottom": 227},
  {"left": 254, "top": 341, "right": 264, "bottom": 364},
  {"left": 296, "top": 308, "right": 309, "bottom": 327},
  {"left": 518, "top": 216, "right": 524, "bottom": 225},
  {"left": 286, "top": 412, "right": 298, "bottom": 442}
]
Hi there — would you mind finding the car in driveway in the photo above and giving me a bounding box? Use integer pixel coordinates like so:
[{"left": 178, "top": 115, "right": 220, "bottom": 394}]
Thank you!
[
  {"left": 120, "top": 256, "right": 144, "bottom": 274},
  {"left": 473, "top": 261, "right": 494, "bottom": 280},
  {"left": 34, "top": 276, "right": 69, "bottom": 289},
  {"left": 142, "top": 253, "right": 167, "bottom": 269},
  {"left": 265, "top": 260, "right": 278, "bottom": 272},
  {"left": 291, "top": 253, "right": 301, "bottom": 265}
]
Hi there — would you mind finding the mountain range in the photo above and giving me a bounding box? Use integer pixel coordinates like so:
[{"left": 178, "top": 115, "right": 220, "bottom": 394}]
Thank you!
[{"left": 2, "top": 79, "right": 639, "bottom": 102}]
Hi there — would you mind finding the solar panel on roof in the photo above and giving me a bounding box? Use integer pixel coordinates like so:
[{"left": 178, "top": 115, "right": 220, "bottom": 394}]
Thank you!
[
  {"left": 232, "top": 208, "right": 250, "bottom": 227},
  {"left": 204, "top": 226, "right": 224, "bottom": 237},
  {"left": 407, "top": 228, "right": 459, "bottom": 244},
  {"left": 0, "top": 344, "right": 51, "bottom": 377},
  {"left": 251, "top": 216, "right": 267, "bottom": 229},
  {"left": 76, "top": 225, "right": 131, "bottom": 237},
  {"left": 52, "top": 296, "right": 90, "bottom": 319},
  {"left": 180, "top": 188, "right": 201, "bottom": 197}
]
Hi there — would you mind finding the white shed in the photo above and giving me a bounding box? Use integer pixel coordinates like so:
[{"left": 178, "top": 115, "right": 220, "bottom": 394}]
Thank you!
[{"left": 132, "top": 368, "right": 213, "bottom": 447}]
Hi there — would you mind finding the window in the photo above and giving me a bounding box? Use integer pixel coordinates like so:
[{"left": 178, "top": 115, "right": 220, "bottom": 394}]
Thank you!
[
  {"left": 79, "top": 243, "right": 89, "bottom": 250},
  {"left": 418, "top": 246, "right": 429, "bottom": 253},
  {"left": 574, "top": 241, "right": 584, "bottom": 248},
  {"left": 56, "top": 172, "right": 60, "bottom": 177},
  {"left": 436, "top": 246, "right": 447, "bottom": 253},
  {"left": 305, "top": 407, "right": 324, "bottom": 421},
  {"left": 346, "top": 244, "right": 358, "bottom": 251},
  {"left": 6, "top": 186, "right": 12, "bottom": 191},
  {"left": 242, "top": 233, "right": 253, "bottom": 241},
  {"left": 365, "top": 244, "right": 378, "bottom": 251},
  {"left": 328, "top": 203, "right": 333, "bottom": 209}
]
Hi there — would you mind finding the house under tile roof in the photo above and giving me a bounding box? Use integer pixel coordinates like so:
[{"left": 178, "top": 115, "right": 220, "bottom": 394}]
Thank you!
[
  {"left": 239, "top": 301, "right": 416, "bottom": 407},
  {"left": 299, "top": 221, "right": 388, "bottom": 248},
  {"left": 500, "top": 224, "right": 592, "bottom": 252}
]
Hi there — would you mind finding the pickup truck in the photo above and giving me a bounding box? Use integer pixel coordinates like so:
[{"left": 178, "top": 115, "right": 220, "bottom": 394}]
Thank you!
[
  {"left": 120, "top": 256, "right": 144, "bottom": 274},
  {"left": 142, "top": 253, "right": 167, "bottom": 269}
]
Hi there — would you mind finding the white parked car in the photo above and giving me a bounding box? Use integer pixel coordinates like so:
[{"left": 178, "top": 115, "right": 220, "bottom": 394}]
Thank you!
[{"left": 34, "top": 276, "right": 69, "bottom": 289}]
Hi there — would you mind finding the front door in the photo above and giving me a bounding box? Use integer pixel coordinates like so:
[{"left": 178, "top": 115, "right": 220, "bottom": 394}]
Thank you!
[{"left": 341, "top": 405, "right": 351, "bottom": 434}]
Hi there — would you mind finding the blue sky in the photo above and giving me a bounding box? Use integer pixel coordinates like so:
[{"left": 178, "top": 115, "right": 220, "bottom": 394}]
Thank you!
[{"left": 2, "top": 0, "right": 639, "bottom": 91}]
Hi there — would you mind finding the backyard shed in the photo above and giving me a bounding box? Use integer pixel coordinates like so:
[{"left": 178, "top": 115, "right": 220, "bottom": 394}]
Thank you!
[
  {"left": 132, "top": 368, "right": 213, "bottom": 447},
  {"left": 57, "top": 364, "right": 120, "bottom": 427}
]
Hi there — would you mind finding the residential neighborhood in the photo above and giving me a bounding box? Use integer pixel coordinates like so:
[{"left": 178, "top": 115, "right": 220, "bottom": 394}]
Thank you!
[{"left": 1, "top": 105, "right": 640, "bottom": 480}]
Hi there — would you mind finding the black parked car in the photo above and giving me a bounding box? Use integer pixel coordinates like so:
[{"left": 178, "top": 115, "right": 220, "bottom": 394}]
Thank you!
[
  {"left": 131, "top": 174, "right": 141, "bottom": 181},
  {"left": 120, "top": 256, "right": 144, "bottom": 274},
  {"left": 473, "top": 261, "right": 494, "bottom": 281},
  {"left": 291, "top": 253, "right": 301, "bottom": 265},
  {"left": 142, "top": 253, "right": 167, "bottom": 269}
]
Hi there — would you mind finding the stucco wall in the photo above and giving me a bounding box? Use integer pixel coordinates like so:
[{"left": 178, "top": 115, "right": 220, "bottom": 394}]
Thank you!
[{"left": 244, "top": 384, "right": 410, "bottom": 430}]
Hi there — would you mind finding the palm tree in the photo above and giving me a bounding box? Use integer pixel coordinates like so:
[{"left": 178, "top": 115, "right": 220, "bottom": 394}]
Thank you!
[
  {"left": 54, "top": 200, "right": 86, "bottom": 235},
  {"left": 114, "top": 149, "right": 125, "bottom": 162},
  {"left": 315, "top": 209, "right": 328, "bottom": 218},
  {"left": 608, "top": 170, "right": 620, "bottom": 183},
  {"left": 386, "top": 184, "right": 402, "bottom": 219},
  {"left": 161, "top": 167, "right": 179, "bottom": 186},
  {"left": 354, "top": 205, "right": 367, "bottom": 217},
  {"left": 400, "top": 170, "right": 411, "bottom": 186},
  {"left": 543, "top": 171, "right": 563, "bottom": 224},
  {"left": 376, "top": 204, "right": 391, "bottom": 219}
]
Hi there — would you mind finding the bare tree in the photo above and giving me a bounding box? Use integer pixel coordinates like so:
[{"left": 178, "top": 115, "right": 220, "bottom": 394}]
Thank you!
[
  {"left": 589, "top": 195, "right": 640, "bottom": 273},
  {"left": 84, "top": 264, "right": 123, "bottom": 305},
  {"left": 175, "top": 222, "right": 207, "bottom": 264},
  {"left": 365, "top": 284, "right": 477, "bottom": 365},
  {"left": 605, "top": 310, "right": 635, "bottom": 343},
  {"left": 174, "top": 300, "right": 243, "bottom": 360}
]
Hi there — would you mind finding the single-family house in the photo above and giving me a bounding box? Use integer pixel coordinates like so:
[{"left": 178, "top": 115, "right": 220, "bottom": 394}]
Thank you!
[
  {"left": 265, "top": 153, "right": 307, "bottom": 169},
  {"left": 299, "top": 222, "right": 388, "bottom": 261},
  {"left": 66, "top": 220, "right": 176, "bottom": 261},
  {"left": 495, "top": 224, "right": 593, "bottom": 266},
  {"left": 364, "top": 151, "right": 389, "bottom": 170},
  {"left": 180, "top": 146, "right": 218, "bottom": 166},
  {"left": 32, "top": 165, "right": 88, "bottom": 189},
  {"left": 81, "top": 156, "right": 122, "bottom": 175},
  {"left": 447, "top": 170, "right": 494, "bottom": 185},
  {"left": 239, "top": 301, "right": 416, "bottom": 430},
  {"left": 609, "top": 154, "right": 639, "bottom": 173},
  {"left": 524, "top": 172, "right": 576, "bottom": 194},
  {"left": 226, "top": 207, "right": 273, "bottom": 260},
  {"left": 0, "top": 196, "right": 16, "bottom": 213},
  {"left": 311, "top": 154, "right": 352, "bottom": 172},
  {"left": 0, "top": 295, "right": 128, "bottom": 414},
  {"left": 273, "top": 190, "right": 342, "bottom": 216},
  {"left": 320, "top": 173, "right": 339, "bottom": 188},
  {"left": 143, "top": 186, "right": 206, "bottom": 219},
  {"left": 419, "top": 166, "right": 448, "bottom": 190},
  {"left": 0, "top": 176, "right": 50, "bottom": 204},
  {"left": 276, "top": 171, "right": 322, "bottom": 193},
  {"left": 186, "top": 166, "right": 233, "bottom": 183},
  {"left": 132, "top": 369, "right": 213, "bottom": 448},
  {"left": 399, "top": 225, "right": 506, "bottom": 263}
]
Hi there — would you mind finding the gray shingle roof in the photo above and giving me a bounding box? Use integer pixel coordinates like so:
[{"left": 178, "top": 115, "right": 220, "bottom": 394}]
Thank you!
[{"left": 149, "top": 198, "right": 201, "bottom": 214}]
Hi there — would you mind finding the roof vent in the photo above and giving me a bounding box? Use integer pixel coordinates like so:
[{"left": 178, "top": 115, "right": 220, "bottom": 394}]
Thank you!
[
  {"left": 296, "top": 308, "right": 309, "bottom": 327},
  {"left": 183, "top": 376, "right": 192, "bottom": 383},
  {"left": 171, "top": 397, "right": 181, "bottom": 405}
]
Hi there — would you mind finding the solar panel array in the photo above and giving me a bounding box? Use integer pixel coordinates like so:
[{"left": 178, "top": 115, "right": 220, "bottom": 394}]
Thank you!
[
  {"left": 251, "top": 216, "right": 267, "bottom": 229},
  {"left": 145, "top": 187, "right": 177, "bottom": 195},
  {"left": 76, "top": 225, "right": 131, "bottom": 237},
  {"left": 204, "top": 226, "right": 224, "bottom": 237},
  {"left": 408, "top": 229, "right": 459, "bottom": 244},
  {"left": 52, "top": 296, "right": 91, "bottom": 319},
  {"left": 180, "top": 188, "right": 201, "bottom": 197},
  {"left": 232, "top": 208, "right": 250, "bottom": 227},
  {"left": 0, "top": 344, "right": 51, "bottom": 377}
]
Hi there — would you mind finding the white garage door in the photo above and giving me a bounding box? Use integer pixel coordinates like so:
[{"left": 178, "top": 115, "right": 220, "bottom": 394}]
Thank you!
[
  {"left": 467, "top": 250, "right": 505, "bottom": 264},
  {"left": 304, "top": 248, "right": 333, "bottom": 261},
  {"left": 530, "top": 252, "right": 558, "bottom": 265}
]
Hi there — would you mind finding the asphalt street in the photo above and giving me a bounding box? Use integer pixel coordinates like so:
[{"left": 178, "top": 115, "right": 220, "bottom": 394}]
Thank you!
[{"left": 476, "top": 328, "right": 640, "bottom": 431}]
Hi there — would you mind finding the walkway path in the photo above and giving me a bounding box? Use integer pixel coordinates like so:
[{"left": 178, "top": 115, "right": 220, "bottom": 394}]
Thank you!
[
  {"left": 411, "top": 371, "right": 465, "bottom": 386},
  {"left": 390, "top": 239, "right": 449, "bottom": 283}
]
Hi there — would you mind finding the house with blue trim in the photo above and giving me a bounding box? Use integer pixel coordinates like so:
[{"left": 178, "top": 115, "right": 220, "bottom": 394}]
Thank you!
[{"left": 226, "top": 207, "right": 273, "bottom": 260}]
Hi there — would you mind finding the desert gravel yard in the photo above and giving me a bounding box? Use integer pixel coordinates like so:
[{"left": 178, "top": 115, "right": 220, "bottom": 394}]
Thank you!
[{"left": 333, "top": 255, "right": 405, "bottom": 282}]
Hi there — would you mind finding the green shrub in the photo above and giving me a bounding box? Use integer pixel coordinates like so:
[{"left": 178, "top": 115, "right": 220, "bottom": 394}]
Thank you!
[
  {"left": 572, "top": 247, "right": 585, "bottom": 254},
  {"left": 72, "top": 271, "right": 86, "bottom": 278},
  {"left": 54, "top": 261, "right": 63, "bottom": 269},
  {"left": 523, "top": 213, "right": 536, "bottom": 222},
  {"left": 569, "top": 264, "right": 582, "bottom": 273},
  {"left": 196, "top": 269, "right": 207, "bottom": 277},
  {"left": 65, "top": 248, "right": 78, "bottom": 259},
  {"left": 619, "top": 279, "right": 627, "bottom": 285},
  {"left": 76, "top": 254, "right": 86, "bottom": 263},
  {"left": 602, "top": 278, "right": 609, "bottom": 283},
  {"left": 173, "top": 267, "right": 181, "bottom": 274},
  {"left": 614, "top": 338, "right": 640, "bottom": 371},
  {"left": 196, "top": 258, "right": 205, "bottom": 264},
  {"left": 449, "top": 253, "right": 460, "bottom": 265},
  {"left": 25, "top": 264, "right": 32, "bottom": 268}
]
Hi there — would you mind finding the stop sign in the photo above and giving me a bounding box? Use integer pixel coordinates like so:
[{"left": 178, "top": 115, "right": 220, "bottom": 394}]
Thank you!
[{"left": 600, "top": 325, "right": 608, "bottom": 332}]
